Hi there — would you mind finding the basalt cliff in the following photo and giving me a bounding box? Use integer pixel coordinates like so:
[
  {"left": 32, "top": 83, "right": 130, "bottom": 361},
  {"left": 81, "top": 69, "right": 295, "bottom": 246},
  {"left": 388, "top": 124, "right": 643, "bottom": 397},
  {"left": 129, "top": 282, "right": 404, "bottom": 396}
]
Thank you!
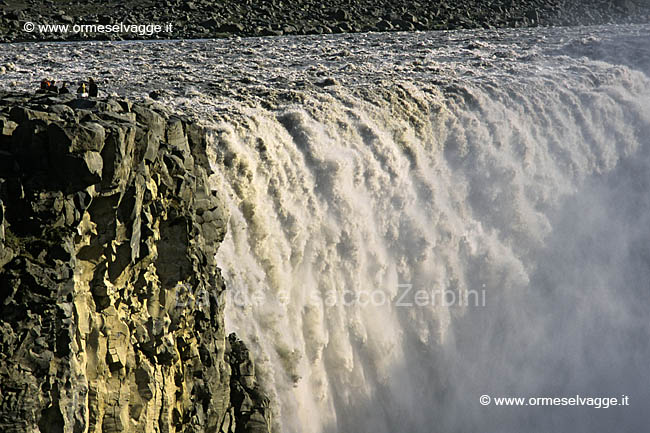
[{"left": 0, "top": 92, "right": 270, "bottom": 433}]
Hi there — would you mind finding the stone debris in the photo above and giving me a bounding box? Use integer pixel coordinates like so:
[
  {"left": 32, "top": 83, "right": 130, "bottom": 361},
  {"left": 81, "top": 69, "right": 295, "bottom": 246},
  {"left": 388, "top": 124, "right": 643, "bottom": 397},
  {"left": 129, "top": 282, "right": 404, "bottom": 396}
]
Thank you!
[{"left": 1, "top": 0, "right": 649, "bottom": 42}]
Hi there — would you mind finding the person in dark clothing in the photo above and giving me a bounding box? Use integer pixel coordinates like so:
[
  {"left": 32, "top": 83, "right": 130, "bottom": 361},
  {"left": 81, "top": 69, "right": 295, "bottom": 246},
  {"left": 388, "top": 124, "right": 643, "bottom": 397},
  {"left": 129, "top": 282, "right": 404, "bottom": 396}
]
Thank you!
[
  {"left": 48, "top": 80, "right": 58, "bottom": 93},
  {"left": 88, "top": 77, "right": 98, "bottom": 97},
  {"left": 59, "top": 82, "right": 70, "bottom": 94}
]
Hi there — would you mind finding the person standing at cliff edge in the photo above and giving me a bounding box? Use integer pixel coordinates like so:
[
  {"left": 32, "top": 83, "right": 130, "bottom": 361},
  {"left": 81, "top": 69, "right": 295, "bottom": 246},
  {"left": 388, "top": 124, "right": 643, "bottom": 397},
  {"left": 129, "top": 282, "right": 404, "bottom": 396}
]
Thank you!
[
  {"left": 77, "top": 82, "right": 88, "bottom": 98},
  {"left": 88, "top": 78, "right": 98, "bottom": 97}
]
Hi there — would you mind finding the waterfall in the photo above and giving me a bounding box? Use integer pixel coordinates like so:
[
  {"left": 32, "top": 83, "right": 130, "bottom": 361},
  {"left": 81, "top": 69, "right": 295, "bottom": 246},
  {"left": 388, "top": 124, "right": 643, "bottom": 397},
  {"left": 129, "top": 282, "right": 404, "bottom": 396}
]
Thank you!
[
  {"left": 0, "top": 21, "right": 648, "bottom": 433},
  {"left": 210, "top": 43, "right": 650, "bottom": 433}
]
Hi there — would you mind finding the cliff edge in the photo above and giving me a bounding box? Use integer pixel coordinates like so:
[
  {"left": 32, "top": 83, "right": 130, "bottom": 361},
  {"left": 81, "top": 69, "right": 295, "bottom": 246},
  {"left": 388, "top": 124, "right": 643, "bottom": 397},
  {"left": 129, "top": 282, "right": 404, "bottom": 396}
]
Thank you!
[{"left": 0, "top": 92, "right": 270, "bottom": 433}]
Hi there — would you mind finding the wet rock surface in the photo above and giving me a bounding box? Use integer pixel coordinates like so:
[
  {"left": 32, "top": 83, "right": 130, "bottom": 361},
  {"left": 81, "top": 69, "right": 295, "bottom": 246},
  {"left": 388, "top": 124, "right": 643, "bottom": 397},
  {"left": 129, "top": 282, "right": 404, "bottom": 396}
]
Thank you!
[
  {"left": 0, "top": 91, "right": 270, "bottom": 433},
  {"left": 0, "top": 0, "right": 649, "bottom": 42}
]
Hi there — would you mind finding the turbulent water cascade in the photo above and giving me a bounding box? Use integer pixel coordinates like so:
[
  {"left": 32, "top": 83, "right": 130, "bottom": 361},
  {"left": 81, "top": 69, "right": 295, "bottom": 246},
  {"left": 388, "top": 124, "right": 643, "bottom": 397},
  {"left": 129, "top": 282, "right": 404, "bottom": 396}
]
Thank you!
[
  {"left": 211, "top": 56, "right": 650, "bottom": 431},
  {"left": 1, "top": 23, "right": 649, "bottom": 433}
]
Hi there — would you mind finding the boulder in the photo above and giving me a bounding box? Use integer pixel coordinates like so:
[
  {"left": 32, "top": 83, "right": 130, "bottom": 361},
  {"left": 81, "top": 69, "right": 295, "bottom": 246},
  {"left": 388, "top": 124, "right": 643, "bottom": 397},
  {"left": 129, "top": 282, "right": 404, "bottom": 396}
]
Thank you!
[{"left": 48, "top": 121, "right": 106, "bottom": 153}]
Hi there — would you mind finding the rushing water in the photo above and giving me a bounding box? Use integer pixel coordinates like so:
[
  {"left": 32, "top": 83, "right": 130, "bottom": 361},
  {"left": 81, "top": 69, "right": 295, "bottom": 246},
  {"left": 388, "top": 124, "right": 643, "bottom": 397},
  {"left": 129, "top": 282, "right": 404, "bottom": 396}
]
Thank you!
[{"left": 2, "top": 24, "right": 650, "bottom": 432}]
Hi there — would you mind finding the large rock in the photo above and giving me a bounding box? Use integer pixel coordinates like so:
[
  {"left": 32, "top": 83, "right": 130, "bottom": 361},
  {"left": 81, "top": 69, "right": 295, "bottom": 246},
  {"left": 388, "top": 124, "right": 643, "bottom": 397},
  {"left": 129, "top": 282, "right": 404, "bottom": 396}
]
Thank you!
[
  {"left": 48, "top": 121, "right": 107, "bottom": 153},
  {"left": 0, "top": 92, "right": 271, "bottom": 433}
]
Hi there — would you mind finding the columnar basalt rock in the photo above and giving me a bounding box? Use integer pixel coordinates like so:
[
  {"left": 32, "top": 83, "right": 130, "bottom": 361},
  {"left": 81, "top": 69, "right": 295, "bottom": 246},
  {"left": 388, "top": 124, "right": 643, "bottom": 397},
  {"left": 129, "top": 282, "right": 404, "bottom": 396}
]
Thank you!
[{"left": 0, "top": 92, "right": 271, "bottom": 433}]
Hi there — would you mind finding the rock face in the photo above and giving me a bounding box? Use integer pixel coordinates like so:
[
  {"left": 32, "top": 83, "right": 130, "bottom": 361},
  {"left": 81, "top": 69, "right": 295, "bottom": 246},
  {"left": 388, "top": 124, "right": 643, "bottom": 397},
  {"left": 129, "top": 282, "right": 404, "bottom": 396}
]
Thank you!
[
  {"left": 1, "top": 0, "right": 649, "bottom": 42},
  {"left": 0, "top": 92, "right": 271, "bottom": 433}
]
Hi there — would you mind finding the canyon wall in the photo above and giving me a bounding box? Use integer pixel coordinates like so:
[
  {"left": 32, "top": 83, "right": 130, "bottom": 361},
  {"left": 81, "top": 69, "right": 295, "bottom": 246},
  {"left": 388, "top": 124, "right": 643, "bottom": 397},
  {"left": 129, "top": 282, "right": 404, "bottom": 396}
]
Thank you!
[{"left": 0, "top": 92, "right": 270, "bottom": 433}]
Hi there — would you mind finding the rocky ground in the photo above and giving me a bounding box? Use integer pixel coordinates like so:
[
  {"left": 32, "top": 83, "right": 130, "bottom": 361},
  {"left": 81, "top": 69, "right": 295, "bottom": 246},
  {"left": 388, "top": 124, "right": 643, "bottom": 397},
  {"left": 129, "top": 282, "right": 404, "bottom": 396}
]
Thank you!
[
  {"left": 0, "top": 0, "right": 649, "bottom": 42},
  {"left": 0, "top": 91, "right": 270, "bottom": 432}
]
